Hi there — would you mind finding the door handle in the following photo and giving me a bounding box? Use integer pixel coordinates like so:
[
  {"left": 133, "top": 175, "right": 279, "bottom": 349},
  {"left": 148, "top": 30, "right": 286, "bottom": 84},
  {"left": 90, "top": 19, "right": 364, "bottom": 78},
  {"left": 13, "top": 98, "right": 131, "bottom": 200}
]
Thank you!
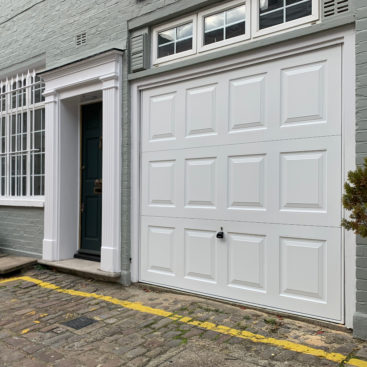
[
  {"left": 93, "top": 179, "right": 102, "bottom": 194},
  {"left": 216, "top": 227, "right": 224, "bottom": 239}
]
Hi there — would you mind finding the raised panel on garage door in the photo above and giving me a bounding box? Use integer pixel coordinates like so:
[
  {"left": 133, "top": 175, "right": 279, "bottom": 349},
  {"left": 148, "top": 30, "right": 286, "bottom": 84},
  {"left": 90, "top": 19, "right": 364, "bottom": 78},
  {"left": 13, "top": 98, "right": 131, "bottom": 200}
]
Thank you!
[
  {"left": 140, "top": 217, "right": 341, "bottom": 321},
  {"left": 141, "top": 136, "right": 341, "bottom": 227},
  {"left": 140, "top": 44, "right": 343, "bottom": 322},
  {"left": 141, "top": 45, "right": 341, "bottom": 153}
]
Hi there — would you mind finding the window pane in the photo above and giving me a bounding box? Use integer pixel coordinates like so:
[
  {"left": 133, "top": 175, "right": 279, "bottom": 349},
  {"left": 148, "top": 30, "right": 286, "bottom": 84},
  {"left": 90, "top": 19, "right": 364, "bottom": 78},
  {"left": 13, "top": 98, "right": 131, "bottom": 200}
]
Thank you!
[
  {"left": 286, "top": 1, "right": 312, "bottom": 21},
  {"left": 204, "top": 28, "right": 224, "bottom": 45},
  {"left": 176, "top": 38, "right": 193, "bottom": 53},
  {"left": 33, "top": 176, "right": 41, "bottom": 196},
  {"left": 205, "top": 13, "right": 225, "bottom": 32},
  {"left": 226, "top": 5, "right": 246, "bottom": 24},
  {"left": 177, "top": 23, "right": 193, "bottom": 40},
  {"left": 226, "top": 21, "right": 246, "bottom": 39},
  {"left": 158, "top": 43, "right": 175, "bottom": 58},
  {"left": 0, "top": 71, "right": 45, "bottom": 198},
  {"left": 158, "top": 29, "right": 176, "bottom": 46},
  {"left": 259, "top": 0, "right": 283, "bottom": 14},
  {"left": 259, "top": 9, "right": 283, "bottom": 29}
]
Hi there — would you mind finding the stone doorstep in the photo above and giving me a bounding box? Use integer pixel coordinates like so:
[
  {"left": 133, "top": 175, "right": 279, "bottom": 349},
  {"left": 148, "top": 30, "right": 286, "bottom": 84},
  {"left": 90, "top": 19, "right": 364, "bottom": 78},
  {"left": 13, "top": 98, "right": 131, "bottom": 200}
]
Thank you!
[
  {"left": 0, "top": 256, "right": 37, "bottom": 275},
  {"left": 38, "top": 258, "right": 121, "bottom": 282}
]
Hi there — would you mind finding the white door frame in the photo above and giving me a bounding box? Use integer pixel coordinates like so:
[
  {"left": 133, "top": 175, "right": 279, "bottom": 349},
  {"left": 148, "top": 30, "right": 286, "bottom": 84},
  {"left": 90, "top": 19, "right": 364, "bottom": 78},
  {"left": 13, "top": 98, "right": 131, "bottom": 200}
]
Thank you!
[
  {"left": 41, "top": 50, "right": 123, "bottom": 273},
  {"left": 131, "top": 26, "right": 356, "bottom": 327}
]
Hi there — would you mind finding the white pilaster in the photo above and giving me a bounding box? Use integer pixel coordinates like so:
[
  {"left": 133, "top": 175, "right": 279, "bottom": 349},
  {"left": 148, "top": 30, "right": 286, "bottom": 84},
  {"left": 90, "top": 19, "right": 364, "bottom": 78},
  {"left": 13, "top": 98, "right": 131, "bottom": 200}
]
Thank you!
[
  {"left": 100, "top": 73, "right": 122, "bottom": 273},
  {"left": 42, "top": 90, "right": 60, "bottom": 261}
]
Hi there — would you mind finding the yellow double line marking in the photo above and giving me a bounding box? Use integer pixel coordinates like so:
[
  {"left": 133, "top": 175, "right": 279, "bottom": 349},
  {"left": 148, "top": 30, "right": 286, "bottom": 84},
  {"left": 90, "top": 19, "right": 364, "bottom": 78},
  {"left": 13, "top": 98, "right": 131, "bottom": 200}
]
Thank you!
[{"left": 1, "top": 275, "right": 366, "bottom": 367}]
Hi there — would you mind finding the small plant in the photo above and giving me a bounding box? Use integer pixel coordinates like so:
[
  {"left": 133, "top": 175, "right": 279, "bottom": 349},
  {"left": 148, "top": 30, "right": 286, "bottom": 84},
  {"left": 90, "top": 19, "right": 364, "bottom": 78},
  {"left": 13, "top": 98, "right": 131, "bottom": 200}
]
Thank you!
[
  {"left": 342, "top": 158, "right": 367, "bottom": 237},
  {"left": 264, "top": 318, "right": 277, "bottom": 325}
]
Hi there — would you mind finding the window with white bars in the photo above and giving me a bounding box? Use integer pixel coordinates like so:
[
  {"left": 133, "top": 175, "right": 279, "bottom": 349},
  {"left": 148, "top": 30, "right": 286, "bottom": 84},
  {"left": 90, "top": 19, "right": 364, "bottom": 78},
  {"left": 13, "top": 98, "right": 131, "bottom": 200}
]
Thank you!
[{"left": 0, "top": 71, "right": 45, "bottom": 199}]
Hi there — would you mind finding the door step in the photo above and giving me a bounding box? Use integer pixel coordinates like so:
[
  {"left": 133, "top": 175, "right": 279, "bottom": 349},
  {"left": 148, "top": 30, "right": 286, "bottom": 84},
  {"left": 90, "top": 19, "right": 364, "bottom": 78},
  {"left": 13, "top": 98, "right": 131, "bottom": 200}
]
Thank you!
[{"left": 38, "top": 259, "right": 120, "bottom": 282}]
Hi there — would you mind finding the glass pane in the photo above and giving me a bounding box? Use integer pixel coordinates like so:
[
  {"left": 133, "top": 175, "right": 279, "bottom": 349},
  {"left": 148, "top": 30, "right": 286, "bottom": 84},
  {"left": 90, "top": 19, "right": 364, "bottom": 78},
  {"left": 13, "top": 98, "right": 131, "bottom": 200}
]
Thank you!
[
  {"left": 226, "top": 5, "right": 246, "bottom": 25},
  {"left": 176, "top": 38, "right": 192, "bottom": 53},
  {"left": 158, "top": 28, "right": 176, "bottom": 46},
  {"left": 33, "top": 176, "right": 41, "bottom": 196},
  {"left": 226, "top": 21, "right": 246, "bottom": 39},
  {"left": 205, "top": 12, "right": 225, "bottom": 32},
  {"left": 158, "top": 43, "right": 175, "bottom": 58},
  {"left": 286, "top": 1, "right": 312, "bottom": 21},
  {"left": 204, "top": 28, "right": 224, "bottom": 45},
  {"left": 34, "top": 109, "right": 43, "bottom": 131},
  {"left": 286, "top": 0, "right": 302, "bottom": 4},
  {"left": 259, "top": 0, "right": 283, "bottom": 13},
  {"left": 259, "top": 9, "right": 283, "bottom": 29},
  {"left": 177, "top": 23, "right": 193, "bottom": 40},
  {"left": 33, "top": 154, "right": 41, "bottom": 175},
  {"left": 34, "top": 132, "right": 42, "bottom": 150}
]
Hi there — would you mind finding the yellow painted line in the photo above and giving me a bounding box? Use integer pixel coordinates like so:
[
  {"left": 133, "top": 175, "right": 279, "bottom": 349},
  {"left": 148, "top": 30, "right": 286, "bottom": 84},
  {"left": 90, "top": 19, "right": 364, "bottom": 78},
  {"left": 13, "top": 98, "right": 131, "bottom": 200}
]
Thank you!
[
  {"left": 0, "top": 276, "right": 365, "bottom": 367},
  {"left": 21, "top": 328, "right": 30, "bottom": 335}
]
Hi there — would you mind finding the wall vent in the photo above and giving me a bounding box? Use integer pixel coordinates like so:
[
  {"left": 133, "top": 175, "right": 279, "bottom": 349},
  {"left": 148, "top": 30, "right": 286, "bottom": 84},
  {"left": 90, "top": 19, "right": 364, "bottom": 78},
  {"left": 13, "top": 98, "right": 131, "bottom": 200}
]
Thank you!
[
  {"left": 76, "top": 32, "right": 87, "bottom": 46},
  {"left": 130, "top": 33, "right": 149, "bottom": 73},
  {"left": 323, "top": 0, "right": 349, "bottom": 18}
]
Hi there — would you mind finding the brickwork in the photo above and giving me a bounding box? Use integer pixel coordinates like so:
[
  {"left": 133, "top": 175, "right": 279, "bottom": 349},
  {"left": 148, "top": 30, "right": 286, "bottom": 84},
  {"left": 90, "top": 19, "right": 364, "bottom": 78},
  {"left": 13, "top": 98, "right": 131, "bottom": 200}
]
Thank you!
[
  {"left": 0, "top": 207, "right": 43, "bottom": 258},
  {"left": 354, "top": 0, "right": 367, "bottom": 339}
]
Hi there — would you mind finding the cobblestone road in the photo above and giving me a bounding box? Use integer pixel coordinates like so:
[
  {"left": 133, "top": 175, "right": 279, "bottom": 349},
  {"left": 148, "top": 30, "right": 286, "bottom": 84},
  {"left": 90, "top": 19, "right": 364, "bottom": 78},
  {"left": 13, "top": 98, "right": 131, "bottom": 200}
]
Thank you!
[{"left": 1, "top": 267, "right": 367, "bottom": 367}]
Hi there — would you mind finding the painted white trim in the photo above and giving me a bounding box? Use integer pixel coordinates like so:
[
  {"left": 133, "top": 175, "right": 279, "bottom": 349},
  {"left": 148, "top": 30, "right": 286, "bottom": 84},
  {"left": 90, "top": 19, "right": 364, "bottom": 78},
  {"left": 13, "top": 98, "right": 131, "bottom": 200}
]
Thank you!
[
  {"left": 150, "top": 0, "right": 321, "bottom": 66},
  {"left": 42, "top": 50, "right": 123, "bottom": 274},
  {"left": 0, "top": 198, "right": 44, "bottom": 207},
  {"left": 152, "top": 15, "right": 197, "bottom": 65},
  {"left": 197, "top": 0, "right": 251, "bottom": 53},
  {"left": 342, "top": 28, "right": 356, "bottom": 329},
  {"left": 130, "top": 26, "right": 356, "bottom": 326},
  {"left": 252, "top": 0, "right": 319, "bottom": 38}
]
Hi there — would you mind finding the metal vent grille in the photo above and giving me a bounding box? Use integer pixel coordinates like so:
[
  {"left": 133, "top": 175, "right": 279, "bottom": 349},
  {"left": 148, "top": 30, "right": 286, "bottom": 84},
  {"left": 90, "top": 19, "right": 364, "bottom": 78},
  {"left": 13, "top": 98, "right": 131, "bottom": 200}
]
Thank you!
[
  {"left": 76, "top": 32, "right": 87, "bottom": 46},
  {"left": 130, "top": 33, "right": 149, "bottom": 73},
  {"left": 323, "top": 0, "right": 349, "bottom": 18}
]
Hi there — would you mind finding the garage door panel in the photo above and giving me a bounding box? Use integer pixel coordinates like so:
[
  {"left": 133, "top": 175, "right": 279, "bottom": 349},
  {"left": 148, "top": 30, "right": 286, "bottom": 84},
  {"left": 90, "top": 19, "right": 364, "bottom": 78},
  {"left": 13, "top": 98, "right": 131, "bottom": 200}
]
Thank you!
[
  {"left": 140, "top": 217, "right": 342, "bottom": 321},
  {"left": 142, "top": 136, "right": 340, "bottom": 227},
  {"left": 140, "top": 44, "right": 343, "bottom": 322},
  {"left": 142, "top": 46, "right": 341, "bottom": 153}
]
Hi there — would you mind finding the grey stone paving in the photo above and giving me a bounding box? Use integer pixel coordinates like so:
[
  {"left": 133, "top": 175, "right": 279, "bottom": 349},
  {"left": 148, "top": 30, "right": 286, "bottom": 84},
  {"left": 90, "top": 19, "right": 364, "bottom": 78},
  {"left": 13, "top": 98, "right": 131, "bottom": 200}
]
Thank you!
[{"left": 0, "top": 267, "right": 366, "bottom": 367}]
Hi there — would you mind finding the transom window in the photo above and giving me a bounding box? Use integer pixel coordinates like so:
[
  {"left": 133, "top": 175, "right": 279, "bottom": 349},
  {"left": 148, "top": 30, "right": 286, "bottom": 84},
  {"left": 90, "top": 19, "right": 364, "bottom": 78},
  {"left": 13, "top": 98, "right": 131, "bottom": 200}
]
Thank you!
[
  {"left": 203, "top": 5, "right": 246, "bottom": 45},
  {"left": 158, "top": 22, "right": 193, "bottom": 58},
  {"left": 152, "top": 0, "right": 319, "bottom": 64},
  {"left": 0, "top": 71, "right": 45, "bottom": 198},
  {"left": 259, "top": 0, "right": 312, "bottom": 30}
]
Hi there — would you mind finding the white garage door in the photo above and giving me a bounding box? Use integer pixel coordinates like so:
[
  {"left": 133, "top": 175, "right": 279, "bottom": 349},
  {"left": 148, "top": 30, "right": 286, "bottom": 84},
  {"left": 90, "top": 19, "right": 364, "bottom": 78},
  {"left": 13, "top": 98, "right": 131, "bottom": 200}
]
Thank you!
[{"left": 140, "top": 45, "right": 343, "bottom": 322}]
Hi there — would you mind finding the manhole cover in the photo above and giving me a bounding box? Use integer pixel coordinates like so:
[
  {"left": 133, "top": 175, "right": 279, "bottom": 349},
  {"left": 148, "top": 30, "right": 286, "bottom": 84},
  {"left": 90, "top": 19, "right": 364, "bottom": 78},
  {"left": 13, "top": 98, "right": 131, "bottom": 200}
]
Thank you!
[{"left": 62, "top": 316, "right": 96, "bottom": 330}]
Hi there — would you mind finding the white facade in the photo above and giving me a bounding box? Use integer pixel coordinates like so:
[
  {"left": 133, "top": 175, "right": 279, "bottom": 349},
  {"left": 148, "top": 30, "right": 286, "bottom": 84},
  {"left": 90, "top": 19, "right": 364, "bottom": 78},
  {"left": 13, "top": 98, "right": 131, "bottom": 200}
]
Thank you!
[{"left": 41, "top": 50, "right": 123, "bottom": 274}]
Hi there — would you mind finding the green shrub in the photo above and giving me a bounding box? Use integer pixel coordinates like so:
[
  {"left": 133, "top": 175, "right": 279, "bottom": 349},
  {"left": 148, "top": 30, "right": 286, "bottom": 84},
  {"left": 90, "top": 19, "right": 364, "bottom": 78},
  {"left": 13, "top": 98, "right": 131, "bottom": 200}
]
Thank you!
[{"left": 342, "top": 157, "right": 367, "bottom": 237}]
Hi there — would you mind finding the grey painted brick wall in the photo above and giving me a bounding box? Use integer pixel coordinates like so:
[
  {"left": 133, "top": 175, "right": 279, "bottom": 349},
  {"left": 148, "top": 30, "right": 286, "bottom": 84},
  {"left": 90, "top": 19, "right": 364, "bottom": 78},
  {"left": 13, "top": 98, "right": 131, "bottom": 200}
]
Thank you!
[
  {"left": 0, "top": 0, "right": 181, "bottom": 284},
  {"left": 354, "top": 0, "right": 367, "bottom": 340},
  {"left": 0, "top": 207, "right": 44, "bottom": 258}
]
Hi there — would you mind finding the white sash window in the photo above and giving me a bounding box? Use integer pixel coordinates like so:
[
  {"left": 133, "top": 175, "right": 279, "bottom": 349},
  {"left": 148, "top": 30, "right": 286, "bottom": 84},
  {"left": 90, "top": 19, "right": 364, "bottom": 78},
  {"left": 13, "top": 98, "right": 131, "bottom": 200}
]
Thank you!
[{"left": 0, "top": 71, "right": 45, "bottom": 199}]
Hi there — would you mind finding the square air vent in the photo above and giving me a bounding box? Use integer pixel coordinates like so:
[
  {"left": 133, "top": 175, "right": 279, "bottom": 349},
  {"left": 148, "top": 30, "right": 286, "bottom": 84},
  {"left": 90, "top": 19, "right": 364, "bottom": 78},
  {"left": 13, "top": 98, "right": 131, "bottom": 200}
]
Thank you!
[
  {"left": 76, "top": 32, "right": 87, "bottom": 46},
  {"left": 323, "top": 0, "right": 349, "bottom": 18}
]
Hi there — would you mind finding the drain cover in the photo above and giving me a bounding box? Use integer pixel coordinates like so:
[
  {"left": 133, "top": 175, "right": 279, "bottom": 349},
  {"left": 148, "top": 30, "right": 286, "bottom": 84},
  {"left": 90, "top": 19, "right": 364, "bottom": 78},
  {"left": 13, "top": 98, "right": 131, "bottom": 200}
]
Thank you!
[{"left": 62, "top": 316, "right": 96, "bottom": 330}]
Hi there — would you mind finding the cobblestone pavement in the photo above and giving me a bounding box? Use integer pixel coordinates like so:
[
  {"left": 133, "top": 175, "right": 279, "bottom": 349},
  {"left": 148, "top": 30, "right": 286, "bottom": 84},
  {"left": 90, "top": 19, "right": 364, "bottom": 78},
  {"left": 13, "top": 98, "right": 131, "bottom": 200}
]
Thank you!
[{"left": 1, "top": 267, "right": 367, "bottom": 367}]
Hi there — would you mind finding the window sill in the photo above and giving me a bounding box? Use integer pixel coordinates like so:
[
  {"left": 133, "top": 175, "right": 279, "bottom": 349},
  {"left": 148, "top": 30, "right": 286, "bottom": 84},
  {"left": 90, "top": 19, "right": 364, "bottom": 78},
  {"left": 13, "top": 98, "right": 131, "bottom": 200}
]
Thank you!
[{"left": 0, "top": 198, "right": 45, "bottom": 208}]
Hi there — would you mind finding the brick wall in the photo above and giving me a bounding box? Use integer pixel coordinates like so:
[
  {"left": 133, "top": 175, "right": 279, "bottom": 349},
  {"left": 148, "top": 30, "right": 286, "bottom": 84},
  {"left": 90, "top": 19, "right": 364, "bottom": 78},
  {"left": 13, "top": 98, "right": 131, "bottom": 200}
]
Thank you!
[
  {"left": 354, "top": 0, "right": 367, "bottom": 339},
  {"left": 0, "top": 207, "right": 44, "bottom": 258}
]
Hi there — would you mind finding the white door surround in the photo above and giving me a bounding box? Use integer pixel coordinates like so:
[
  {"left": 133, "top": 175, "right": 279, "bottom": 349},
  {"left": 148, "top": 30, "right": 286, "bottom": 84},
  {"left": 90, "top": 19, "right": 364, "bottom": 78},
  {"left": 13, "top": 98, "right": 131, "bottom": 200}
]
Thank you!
[
  {"left": 41, "top": 50, "right": 123, "bottom": 273},
  {"left": 131, "top": 27, "right": 356, "bottom": 327}
]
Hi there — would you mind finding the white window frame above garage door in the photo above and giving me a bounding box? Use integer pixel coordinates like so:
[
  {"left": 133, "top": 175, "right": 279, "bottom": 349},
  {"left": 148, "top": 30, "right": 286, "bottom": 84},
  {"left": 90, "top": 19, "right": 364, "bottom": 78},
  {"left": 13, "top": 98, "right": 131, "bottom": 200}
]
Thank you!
[
  {"left": 131, "top": 26, "right": 356, "bottom": 328},
  {"left": 252, "top": 0, "right": 320, "bottom": 38}
]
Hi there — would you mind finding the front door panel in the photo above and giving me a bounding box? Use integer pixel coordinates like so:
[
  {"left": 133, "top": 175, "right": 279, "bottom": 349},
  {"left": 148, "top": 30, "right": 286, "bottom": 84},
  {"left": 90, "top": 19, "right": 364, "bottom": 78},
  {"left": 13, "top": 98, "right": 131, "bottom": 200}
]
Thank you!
[{"left": 80, "top": 102, "right": 102, "bottom": 257}]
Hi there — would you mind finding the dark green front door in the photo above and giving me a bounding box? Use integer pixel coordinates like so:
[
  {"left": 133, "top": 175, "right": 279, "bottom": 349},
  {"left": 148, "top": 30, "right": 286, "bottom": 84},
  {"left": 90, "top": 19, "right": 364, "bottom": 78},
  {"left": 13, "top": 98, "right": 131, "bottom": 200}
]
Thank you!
[{"left": 78, "top": 102, "right": 102, "bottom": 260}]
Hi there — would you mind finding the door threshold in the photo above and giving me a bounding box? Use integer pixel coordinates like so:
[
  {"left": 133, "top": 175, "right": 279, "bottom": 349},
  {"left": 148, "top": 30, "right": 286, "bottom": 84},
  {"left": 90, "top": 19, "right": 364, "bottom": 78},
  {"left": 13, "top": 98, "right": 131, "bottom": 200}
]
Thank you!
[
  {"left": 38, "top": 258, "right": 120, "bottom": 282},
  {"left": 74, "top": 252, "right": 100, "bottom": 262}
]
